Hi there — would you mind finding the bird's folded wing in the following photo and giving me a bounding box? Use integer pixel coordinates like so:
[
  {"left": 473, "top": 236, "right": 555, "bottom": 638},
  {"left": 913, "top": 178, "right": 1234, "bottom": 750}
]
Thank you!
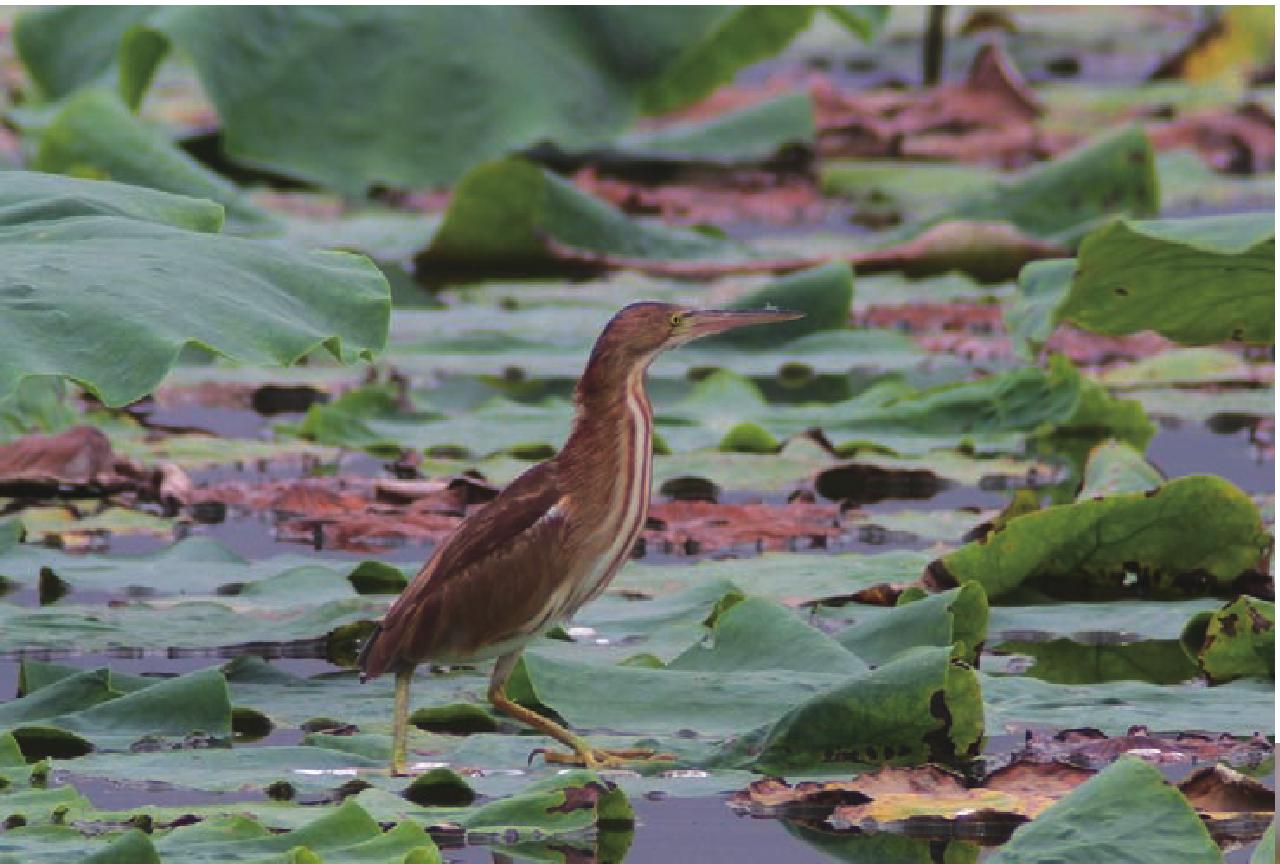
[{"left": 368, "top": 462, "right": 575, "bottom": 667}]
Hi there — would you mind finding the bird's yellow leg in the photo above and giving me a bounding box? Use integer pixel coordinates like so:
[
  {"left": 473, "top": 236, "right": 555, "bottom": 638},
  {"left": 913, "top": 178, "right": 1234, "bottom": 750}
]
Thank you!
[
  {"left": 487, "top": 652, "right": 664, "bottom": 770},
  {"left": 391, "top": 666, "right": 414, "bottom": 776}
]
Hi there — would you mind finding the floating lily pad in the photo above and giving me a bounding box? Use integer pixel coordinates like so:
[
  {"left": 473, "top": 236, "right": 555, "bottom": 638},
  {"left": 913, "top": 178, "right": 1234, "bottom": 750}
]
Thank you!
[
  {"left": 937, "top": 126, "right": 1158, "bottom": 244},
  {"left": 420, "top": 158, "right": 744, "bottom": 271},
  {"left": 838, "top": 583, "right": 988, "bottom": 666},
  {"left": 1077, "top": 440, "right": 1164, "bottom": 498},
  {"left": 928, "top": 475, "right": 1267, "bottom": 600},
  {"left": 744, "top": 647, "right": 984, "bottom": 771},
  {"left": 1014, "top": 213, "right": 1275, "bottom": 351},
  {"left": 0, "top": 666, "right": 231, "bottom": 756},
  {"left": 989, "top": 757, "right": 1219, "bottom": 864},
  {"left": 615, "top": 92, "right": 815, "bottom": 162},
  {"left": 1180, "top": 595, "right": 1275, "bottom": 684},
  {"left": 982, "top": 673, "right": 1274, "bottom": 735}
]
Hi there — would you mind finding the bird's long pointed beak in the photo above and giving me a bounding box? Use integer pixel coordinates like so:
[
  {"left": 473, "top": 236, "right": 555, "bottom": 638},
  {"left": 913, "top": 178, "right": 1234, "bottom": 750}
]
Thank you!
[{"left": 684, "top": 307, "right": 804, "bottom": 339}]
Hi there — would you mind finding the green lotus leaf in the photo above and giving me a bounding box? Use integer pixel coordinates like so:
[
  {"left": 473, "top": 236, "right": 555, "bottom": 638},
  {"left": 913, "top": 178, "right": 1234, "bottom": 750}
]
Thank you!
[
  {"left": 747, "top": 647, "right": 984, "bottom": 771},
  {"left": 615, "top": 91, "right": 815, "bottom": 162},
  {"left": 420, "top": 158, "right": 743, "bottom": 270},
  {"left": 989, "top": 757, "right": 1218, "bottom": 864},
  {"left": 838, "top": 583, "right": 988, "bottom": 666},
  {"left": 981, "top": 673, "right": 1273, "bottom": 735},
  {"left": 701, "top": 262, "right": 855, "bottom": 347},
  {"left": 1180, "top": 595, "right": 1275, "bottom": 683},
  {"left": 1077, "top": 440, "right": 1164, "bottom": 498},
  {"left": 458, "top": 769, "right": 632, "bottom": 837},
  {"left": 0, "top": 666, "right": 231, "bottom": 754},
  {"left": 0, "top": 172, "right": 389, "bottom": 407},
  {"left": 33, "top": 88, "right": 272, "bottom": 231},
  {"left": 80, "top": 829, "right": 162, "bottom": 864},
  {"left": 668, "top": 596, "right": 867, "bottom": 675},
  {"left": 15, "top": 7, "right": 884, "bottom": 192},
  {"left": 1065, "top": 212, "right": 1275, "bottom": 345},
  {"left": 938, "top": 126, "right": 1158, "bottom": 244},
  {"left": 929, "top": 475, "right": 1267, "bottom": 600},
  {"left": 995, "top": 637, "right": 1198, "bottom": 685}
]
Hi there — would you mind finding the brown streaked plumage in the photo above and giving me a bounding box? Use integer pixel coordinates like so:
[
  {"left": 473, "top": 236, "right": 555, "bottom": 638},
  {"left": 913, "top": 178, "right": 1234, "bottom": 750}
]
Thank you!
[{"left": 358, "top": 301, "right": 802, "bottom": 773}]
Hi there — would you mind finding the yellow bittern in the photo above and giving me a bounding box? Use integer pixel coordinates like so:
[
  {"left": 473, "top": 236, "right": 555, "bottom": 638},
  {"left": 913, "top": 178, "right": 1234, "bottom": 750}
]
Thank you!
[{"left": 358, "top": 302, "right": 800, "bottom": 773}]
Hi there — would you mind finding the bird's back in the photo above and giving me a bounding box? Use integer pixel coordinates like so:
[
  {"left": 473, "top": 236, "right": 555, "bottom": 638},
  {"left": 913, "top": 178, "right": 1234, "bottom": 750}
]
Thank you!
[{"left": 357, "top": 461, "right": 576, "bottom": 677}]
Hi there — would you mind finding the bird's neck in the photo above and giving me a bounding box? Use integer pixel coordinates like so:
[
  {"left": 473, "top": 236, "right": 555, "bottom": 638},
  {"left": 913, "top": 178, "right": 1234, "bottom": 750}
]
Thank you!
[{"left": 561, "top": 354, "right": 654, "bottom": 476}]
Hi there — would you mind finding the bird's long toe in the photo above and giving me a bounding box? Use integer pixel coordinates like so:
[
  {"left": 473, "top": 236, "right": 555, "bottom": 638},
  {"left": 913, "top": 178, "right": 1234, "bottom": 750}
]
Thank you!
[{"left": 535, "top": 746, "right": 672, "bottom": 770}]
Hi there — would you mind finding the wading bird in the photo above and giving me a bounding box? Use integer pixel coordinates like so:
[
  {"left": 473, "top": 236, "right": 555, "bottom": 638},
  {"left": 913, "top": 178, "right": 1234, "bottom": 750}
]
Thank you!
[{"left": 358, "top": 302, "right": 801, "bottom": 774}]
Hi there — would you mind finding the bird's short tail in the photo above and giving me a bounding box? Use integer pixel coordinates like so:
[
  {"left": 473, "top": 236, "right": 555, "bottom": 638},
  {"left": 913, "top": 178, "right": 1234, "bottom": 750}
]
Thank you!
[{"left": 356, "top": 622, "right": 385, "bottom": 683}]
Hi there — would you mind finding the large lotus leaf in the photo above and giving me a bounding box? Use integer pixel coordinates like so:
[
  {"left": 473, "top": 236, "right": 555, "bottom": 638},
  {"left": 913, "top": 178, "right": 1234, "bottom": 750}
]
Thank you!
[
  {"left": 0, "top": 667, "right": 231, "bottom": 755},
  {"left": 419, "top": 158, "right": 743, "bottom": 269},
  {"left": 981, "top": 673, "right": 1274, "bottom": 735},
  {"left": 667, "top": 596, "right": 867, "bottom": 674},
  {"left": 151, "top": 801, "right": 437, "bottom": 862},
  {"left": 988, "top": 599, "right": 1225, "bottom": 642},
  {"left": 0, "top": 596, "right": 381, "bottom": 654},
  {"left": 653, "top": 355, "right": 1139, "bottom": 456},
  {"left": 81, "top": 830, "right": 161, "bottom": 864},
  {"left": 994, "top": 637, "right": 1198, "bottom": 685},
  {"left": 615, "top": 91, "right": 815, "bottom": 162},
  {"left": 16, "top": 7, "right": 881, "bottom": 192},
  {"left": 19, "top": 661, "right": 152, "bottom": 697},
  {"left": 936, "top": 126, "right": 1158, "bottom": 244},
  {"left": 821, "top": 160, "right": 998, "bottom": 225},
  {"left": 1128, "top": 384, "right": 1275, "bottom": 425},
  {"left": 33, "top": 89, "right": 272, "bottom": 231},
  {"left": 0, "top": 667, "right": 118, "bottom": 722},
  {"left": 837, "top": 583, "right": 988, "bottom": 666},
  {"left": 1077, "top": 440, "right": 1163, "bottom": 498},
  {"left": 1061, "top": 213, "right": 1275, "bottom": 346},
  {"left": 988, "top": 757, "right": 1219, "bottom": 864},
  {"left": 612, "top": 549, "right": 933, "bottom": 607},
  {"left": 457, "top": 769, "right": 632, "bottom": 836},
  {"left": 545, "top": 580, "right": 744, "bottom": 664},
  {"left": 1100, "top": 347, "right": 1261, "bottom": 388},
  {"left": 0, "top": 785, "right": 88, "bottom": 829},
  {"left": 0, "top": 533, "right": 382, "bottom": 598},
  {"left": 1004, "top": 258, "right": 1074, "bottom": 357},
  {"left": 743, "top": 647, "right": 984, "bottom": 772},
  {"left": 928, "top": 475, "right": 1267, "bottom": 600},
  {"left": 1180, "top": 595, "right": 1275, "bottom": 683},
  {"left": 0, "top": 172, "right": 389, "bottom": 407},
  {"left": 0, "top": 168, "right": 222, "bottom": 230},
  {"left": 512, "top": 649, "right": 848, "bottom": 738},
  {"left": 1157, "top": 148, "right": 1275, "bottom": 215}
]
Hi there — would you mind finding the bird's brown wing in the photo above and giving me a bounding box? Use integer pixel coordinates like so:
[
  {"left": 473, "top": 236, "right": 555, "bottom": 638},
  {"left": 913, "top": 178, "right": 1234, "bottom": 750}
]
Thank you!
[{"left": 358, "top": 461, "right": 572, "bottom": 677}]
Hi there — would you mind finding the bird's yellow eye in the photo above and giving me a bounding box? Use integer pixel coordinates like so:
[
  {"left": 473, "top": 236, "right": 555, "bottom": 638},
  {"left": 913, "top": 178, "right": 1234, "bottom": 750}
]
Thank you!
[{"left": 669, "top": 313, "right": 683, "bottom": 327}]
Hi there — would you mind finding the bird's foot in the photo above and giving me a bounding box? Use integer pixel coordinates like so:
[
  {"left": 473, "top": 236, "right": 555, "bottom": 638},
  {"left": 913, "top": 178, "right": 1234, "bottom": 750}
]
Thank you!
[{"left": 534, "top": 746, "right": 673, "bottom": 770}]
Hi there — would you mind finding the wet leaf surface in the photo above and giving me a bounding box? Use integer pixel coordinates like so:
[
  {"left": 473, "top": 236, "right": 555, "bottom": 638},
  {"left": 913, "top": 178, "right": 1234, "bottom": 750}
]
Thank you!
[{"left": 0, "top": 173, "right": 390, "bottom": 408}]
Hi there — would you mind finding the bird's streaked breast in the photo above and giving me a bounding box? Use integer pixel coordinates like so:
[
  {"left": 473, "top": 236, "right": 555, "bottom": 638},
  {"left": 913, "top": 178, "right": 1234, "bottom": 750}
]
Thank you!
[{"left": 565, "top": 367, "right": 653, "bottom": 612}]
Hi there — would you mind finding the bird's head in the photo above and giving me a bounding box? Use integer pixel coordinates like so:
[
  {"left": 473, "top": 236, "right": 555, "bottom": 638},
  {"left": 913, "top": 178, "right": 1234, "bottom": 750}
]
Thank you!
[{"left": 595, "top": 301, "right": 804, "bottom": 362}]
